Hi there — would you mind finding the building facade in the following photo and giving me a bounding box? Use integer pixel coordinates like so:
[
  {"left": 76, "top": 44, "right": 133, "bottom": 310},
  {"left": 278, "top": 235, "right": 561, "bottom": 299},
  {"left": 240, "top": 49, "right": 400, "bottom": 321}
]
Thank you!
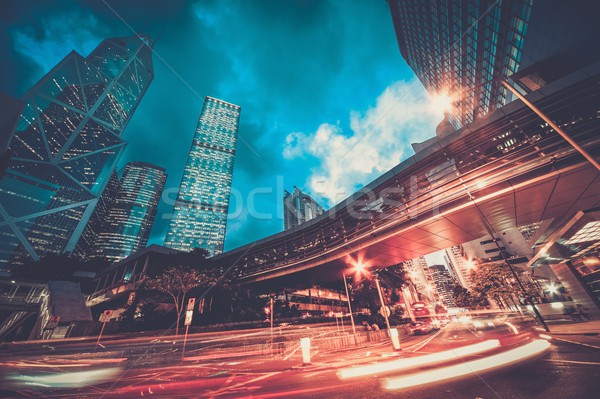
[
  {"left": 444, "top": 245, "right": 474, "bottom": 290},
  {"left": 283, "top": 187, "right": 324, "bottom": 230},
  {"left": 428, "top": 264, "right": 457, "bottom": 308},
  {"left": 388, "top": 0, "right": 533, "bottom": 127},
  {"left": 0, "top": 36, "right": 154, "bottom": 268},
  {"left": 164, "top": 97, "right": 240, "bottom": 256},
  {"left": 77, "top": 162, "right": 166, "bottom": 262}
]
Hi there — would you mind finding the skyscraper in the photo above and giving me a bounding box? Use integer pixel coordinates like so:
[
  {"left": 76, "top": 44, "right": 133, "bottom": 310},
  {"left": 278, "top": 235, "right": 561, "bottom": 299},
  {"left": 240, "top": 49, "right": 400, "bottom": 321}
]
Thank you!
[
  {"left": 388, "top": 0, "right": 532, "bottom": 127},
  {"left": 0, "top": 36, "right": 154, "bottom": 267},
  {"left": 77, "top": 162, "right": 166, "bottom": 262},
  {"left": 388, "top": 0, "right": 600, "bottom": 128},
  {"left": 429, "top": 264, "right": 457, "bottom": 308},
  {"left": 164, "top": 97, "right": 240, "bottom": 256},
  {"left": 283, "top": 187, "right": 324, "bottom": 230},
  {"left": 444, "top": 245, "right": 474, "bottom": 290}
]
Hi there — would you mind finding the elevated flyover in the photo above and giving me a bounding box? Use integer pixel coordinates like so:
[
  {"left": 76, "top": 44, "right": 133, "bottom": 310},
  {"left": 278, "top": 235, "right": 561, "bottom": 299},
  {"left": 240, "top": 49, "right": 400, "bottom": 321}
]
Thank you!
[{"left": 213, "top": 64, "right": 600, "bottom": 287}]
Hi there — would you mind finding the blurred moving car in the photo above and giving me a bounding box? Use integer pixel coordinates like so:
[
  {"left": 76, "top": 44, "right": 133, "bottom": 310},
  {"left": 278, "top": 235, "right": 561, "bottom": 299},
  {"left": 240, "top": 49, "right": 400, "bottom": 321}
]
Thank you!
[{"left": 410, "top": 320, "right": 434, "bottom": 335}]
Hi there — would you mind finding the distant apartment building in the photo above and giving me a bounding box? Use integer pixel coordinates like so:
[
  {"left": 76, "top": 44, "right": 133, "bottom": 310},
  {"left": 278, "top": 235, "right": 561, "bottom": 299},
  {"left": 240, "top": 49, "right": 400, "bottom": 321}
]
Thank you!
[{"left": 283, "top": 187, "right": 324, "bottom": 230}]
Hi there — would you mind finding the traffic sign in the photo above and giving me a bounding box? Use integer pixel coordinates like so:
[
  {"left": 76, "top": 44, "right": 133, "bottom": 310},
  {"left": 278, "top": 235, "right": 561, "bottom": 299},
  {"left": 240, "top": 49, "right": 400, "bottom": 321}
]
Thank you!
[
  {"left": 379, "top": 305, "right": 391, "bottom": 318},
  {"left": 99, "top": 310, "right": 113, "bottom": 323},
  {"left": 45, "top": 315, "right": 60, "bottom": 330},
  {"left": 187, "top": 298, "right": 196, "bottom": 311},
  {"left": 184, "top": 310, "right": 193, "bottom": 326}
]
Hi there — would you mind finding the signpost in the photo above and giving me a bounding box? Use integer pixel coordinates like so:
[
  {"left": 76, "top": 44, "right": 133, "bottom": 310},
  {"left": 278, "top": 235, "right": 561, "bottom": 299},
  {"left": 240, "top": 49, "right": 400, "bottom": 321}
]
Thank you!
[
  {"left": 182, "top": 298, "right": 195, "bottom": 358},
  {"left": 97, "top": 310, "right": 113, "bottom": 347}
]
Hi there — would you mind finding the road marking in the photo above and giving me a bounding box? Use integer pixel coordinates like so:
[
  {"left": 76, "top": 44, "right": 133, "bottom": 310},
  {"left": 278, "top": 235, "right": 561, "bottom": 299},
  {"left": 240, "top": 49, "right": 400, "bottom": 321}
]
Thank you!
[
  {"left": 206, "top": 371, "right": 281, "bottom": 397},
  {"left": 543, "top": 359, "right": 600, "bottom": 366},
  {"left": 404, "top": 330, "right": 443, "bottom": 352},
  {"left": 552, "top": 337, "right": 600, "bottom": 350}
]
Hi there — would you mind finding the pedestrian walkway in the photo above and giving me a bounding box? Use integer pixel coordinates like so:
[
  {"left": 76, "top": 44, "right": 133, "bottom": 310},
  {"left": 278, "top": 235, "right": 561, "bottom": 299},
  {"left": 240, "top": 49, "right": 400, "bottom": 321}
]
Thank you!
[{"left": 545, "top": 320, "right": 600, "bottom": 335}]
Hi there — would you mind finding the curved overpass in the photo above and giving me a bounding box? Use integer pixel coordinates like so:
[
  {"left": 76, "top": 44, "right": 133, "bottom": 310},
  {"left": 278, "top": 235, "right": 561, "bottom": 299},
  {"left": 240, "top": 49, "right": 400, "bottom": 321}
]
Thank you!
[{"left": 213, "top": 65, "right": 600, "bottom": 287}]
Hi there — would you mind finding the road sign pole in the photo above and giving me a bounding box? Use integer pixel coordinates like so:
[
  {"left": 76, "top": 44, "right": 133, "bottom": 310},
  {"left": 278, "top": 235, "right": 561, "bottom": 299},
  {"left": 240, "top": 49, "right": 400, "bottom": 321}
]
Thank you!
[
  {"left": 96, "top": 322, "right": 106, "bottom": 347},
  {"left": 343, "top": 272, "right": 358, "bottom": 344},
  {"left": 375, "top": 277, "right": 392, "bottom": 331},
  {"left": 182, "top": 324, "right": 190, "bottom": 359}
]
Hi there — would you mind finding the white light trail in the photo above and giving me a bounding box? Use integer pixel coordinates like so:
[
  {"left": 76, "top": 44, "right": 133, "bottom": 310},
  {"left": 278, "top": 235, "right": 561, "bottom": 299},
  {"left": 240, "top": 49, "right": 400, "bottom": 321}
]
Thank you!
[
  {"left": 337, "top": 339, "right": 500, "bottom": 379},
  {"left": 384, "top": 339, "right": 551, "bottom": 390}
]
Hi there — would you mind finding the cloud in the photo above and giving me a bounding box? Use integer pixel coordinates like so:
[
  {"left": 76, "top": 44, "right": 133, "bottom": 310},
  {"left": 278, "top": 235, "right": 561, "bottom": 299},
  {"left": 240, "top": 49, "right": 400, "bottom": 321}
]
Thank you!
[
  {"left": 11, "top": 10, "right": 109, "bottom": 79},
  {"left": 282, "top": 80, "right": 444, "bottom": 206}
]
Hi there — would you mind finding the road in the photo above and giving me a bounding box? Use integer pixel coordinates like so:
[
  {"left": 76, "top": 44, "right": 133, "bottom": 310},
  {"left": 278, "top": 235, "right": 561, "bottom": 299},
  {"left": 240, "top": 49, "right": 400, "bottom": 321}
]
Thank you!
[{"left": 1, "top": 317, "right": 599, "bottom": 398}]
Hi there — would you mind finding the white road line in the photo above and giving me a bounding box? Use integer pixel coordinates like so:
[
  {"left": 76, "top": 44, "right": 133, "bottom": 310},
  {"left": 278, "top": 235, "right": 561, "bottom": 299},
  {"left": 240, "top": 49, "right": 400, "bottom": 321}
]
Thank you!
[
  {"left": 206, "top": 371, "right": 281, "bottom": 397},
  {"left": 552, "top": 337, "right": 600, "bottom": 350},
  {"left": 404, "top": 330, "right": 443, "bottom": 352},
  {"left": 543, "top": 359, "right": 600, "bottom": 366}
]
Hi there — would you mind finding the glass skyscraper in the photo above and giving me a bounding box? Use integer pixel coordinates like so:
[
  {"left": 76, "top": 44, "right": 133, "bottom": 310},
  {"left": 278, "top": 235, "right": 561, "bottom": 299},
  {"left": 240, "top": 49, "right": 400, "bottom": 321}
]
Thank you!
[
  {"left": 387, "top": 0, "right": 532, "bottom": 127},
  {"left": 164, "top": 96, "right": 240, "bottom": 256},
  {"left": 76, "top": 162, "right": 166, "bottom": 262},
  {"left": 0, "top": 36, "right": 153, "bottom": 267}
]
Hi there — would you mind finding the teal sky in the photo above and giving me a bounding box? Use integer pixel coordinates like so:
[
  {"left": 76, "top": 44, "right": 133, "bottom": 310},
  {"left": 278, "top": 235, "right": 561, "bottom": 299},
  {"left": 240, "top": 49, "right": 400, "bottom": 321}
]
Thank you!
[{"left": 0, "top": 0, "right": 445, "bottom": 251}]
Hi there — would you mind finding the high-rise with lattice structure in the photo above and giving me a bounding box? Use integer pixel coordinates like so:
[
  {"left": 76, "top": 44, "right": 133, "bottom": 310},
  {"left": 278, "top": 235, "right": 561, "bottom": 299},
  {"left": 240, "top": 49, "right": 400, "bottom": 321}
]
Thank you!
[{"left": 0, "top": 35, "right": 153, "bottom": 268}]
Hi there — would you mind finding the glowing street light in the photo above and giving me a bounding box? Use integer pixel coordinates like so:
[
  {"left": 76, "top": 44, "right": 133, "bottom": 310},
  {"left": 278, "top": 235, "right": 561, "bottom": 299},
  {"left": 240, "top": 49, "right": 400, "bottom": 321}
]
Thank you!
[
  {"left": 545, "top": 282, "right": 559, "bottom": 296},
  {"left": 465, "top": 259, "right": 476, "bottom": 271},
  {"left": 343, "top": 254, "right": 371, "bottom": 343}
]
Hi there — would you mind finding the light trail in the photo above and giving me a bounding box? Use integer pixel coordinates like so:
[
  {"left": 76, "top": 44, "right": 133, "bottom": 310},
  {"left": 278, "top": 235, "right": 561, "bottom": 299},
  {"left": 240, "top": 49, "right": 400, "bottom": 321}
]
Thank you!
[
  {"left": 337, "top": 339, "right": 500, "bottom": 379},
  {"left": 384, "top": 339, "right": 551, "bottom": 390}
]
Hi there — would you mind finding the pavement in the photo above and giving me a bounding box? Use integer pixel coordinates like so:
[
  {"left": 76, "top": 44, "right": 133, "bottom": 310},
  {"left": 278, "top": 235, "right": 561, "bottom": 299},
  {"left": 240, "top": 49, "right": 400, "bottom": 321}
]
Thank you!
[{"left": 543, "top": 319, "right": 600, "bottom": 335}]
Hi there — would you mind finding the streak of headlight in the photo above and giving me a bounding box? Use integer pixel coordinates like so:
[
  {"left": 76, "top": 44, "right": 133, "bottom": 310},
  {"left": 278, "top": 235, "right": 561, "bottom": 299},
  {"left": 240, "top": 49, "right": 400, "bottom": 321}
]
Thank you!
[
  {"left": 504, "top": 321, "right": 519, "bottom": 334},
  {"left": 337, "top": 339, "right": 500, "bottom": 379},
  {"left": 384, "top": 339, "right": 551, "bottom": 390},
  {"left": 9, "top": 367, "right": 123, "bottom": 388}
]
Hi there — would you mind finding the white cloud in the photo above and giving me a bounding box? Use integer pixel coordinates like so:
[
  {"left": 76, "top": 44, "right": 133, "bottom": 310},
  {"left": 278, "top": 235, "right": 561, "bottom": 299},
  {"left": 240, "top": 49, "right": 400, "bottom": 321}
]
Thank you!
[{"left": 282, "top": 80, "right": 445, "bottom": 206}]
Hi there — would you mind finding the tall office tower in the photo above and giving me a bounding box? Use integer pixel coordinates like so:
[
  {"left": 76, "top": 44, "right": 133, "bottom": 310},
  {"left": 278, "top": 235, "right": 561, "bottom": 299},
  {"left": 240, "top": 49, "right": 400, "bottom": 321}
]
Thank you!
[
  {"left": 388, "top": 0, "right": 532, "bottom": 128},
  {"left": 283, "top": 187, "right": 324, "bottom": 230},
  {"left": 429, "top": 264, "right": 457, "bottom": 308},
  {"left": 444, "top": 245, "right": 474, "bottom": 290},
  {"left": 164, "top": 97, "right": 240, "bottom": 256},
  {"left": 388, "top": 0, "right": 600, "bottom": 129},
  {"left": 0, "top": 36, "right": 154, "bottom": 267},
  {"left": 74, "top": 171, "right": 120, "bottom": 258},
  {"left": 77, "top": 162, "right": 166, "bottom": 262}
]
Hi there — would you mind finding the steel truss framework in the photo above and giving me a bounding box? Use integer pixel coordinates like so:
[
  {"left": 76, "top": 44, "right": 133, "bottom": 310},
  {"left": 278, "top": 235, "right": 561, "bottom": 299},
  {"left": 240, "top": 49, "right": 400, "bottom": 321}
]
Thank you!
[{"left": 0, "top": 36, "right": 154, "bottom": 265}]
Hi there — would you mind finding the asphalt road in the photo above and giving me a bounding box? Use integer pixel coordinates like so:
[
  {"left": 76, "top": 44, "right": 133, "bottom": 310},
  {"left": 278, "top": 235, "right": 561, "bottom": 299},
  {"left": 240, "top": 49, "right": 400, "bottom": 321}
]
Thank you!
[{"left": 1, "top": 319, "right": 599, "bottom": 398}]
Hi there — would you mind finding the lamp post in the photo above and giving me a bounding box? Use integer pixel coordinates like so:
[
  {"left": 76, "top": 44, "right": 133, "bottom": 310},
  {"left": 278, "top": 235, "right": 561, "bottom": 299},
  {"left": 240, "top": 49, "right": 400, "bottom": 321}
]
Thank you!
[
  {"left": 342, "top": 271, "right": 358, "bottom": 343},
  {"left": 374, "top": 275, "right": 392, "bottom": 331}
]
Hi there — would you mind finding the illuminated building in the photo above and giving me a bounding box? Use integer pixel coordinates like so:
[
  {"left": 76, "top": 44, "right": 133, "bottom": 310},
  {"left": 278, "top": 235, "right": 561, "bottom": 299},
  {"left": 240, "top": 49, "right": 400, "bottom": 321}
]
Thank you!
[
  {"left": 0, "top": 36, "right": 153, "bottom": 267},
  {"left": 164, "top": 97, "right": 240, "bottom": 256},
  {"left": 77, "top": 162, "right": 166, "bottom": 262},
  {"left": 428, "top": 264, "right": 457, "bottom": 308},
  {"left": 388, "top": 0, "right": 600, "bottom": 129},
  {"left": 283, "top": 187, "right": 324, "bottom": 230},
  {"left": 388, "top": 0, "right": 533, "bottom": 127},
  {"left": 444, "top": 245, "right": 473, "bottom": 290}
]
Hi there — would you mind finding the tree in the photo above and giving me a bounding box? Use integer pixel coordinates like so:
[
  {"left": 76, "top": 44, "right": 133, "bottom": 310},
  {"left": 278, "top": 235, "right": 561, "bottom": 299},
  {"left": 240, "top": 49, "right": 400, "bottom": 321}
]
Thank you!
[
  {"left": 469, "top": 261, "right": 536, "bottom": 309},
  {"left": 453, "top": 285, "right": 488, "bottom": 308},
  {"left": 144, "top": 266, "right": 215, "bottom": 335}
]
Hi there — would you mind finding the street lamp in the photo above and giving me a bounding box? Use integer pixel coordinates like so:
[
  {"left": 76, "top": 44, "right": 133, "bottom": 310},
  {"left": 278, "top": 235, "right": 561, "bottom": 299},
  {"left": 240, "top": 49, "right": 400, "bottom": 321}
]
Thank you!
[{"left": 342, "top": 269, "right": 358, "bottom": 343}]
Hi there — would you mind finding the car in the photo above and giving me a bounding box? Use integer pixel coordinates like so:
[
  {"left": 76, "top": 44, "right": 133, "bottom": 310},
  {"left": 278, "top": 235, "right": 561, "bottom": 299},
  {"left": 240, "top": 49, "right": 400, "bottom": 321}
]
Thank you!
[{"left": 410, "top": 321, "right": 434, "bottom": 335}]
